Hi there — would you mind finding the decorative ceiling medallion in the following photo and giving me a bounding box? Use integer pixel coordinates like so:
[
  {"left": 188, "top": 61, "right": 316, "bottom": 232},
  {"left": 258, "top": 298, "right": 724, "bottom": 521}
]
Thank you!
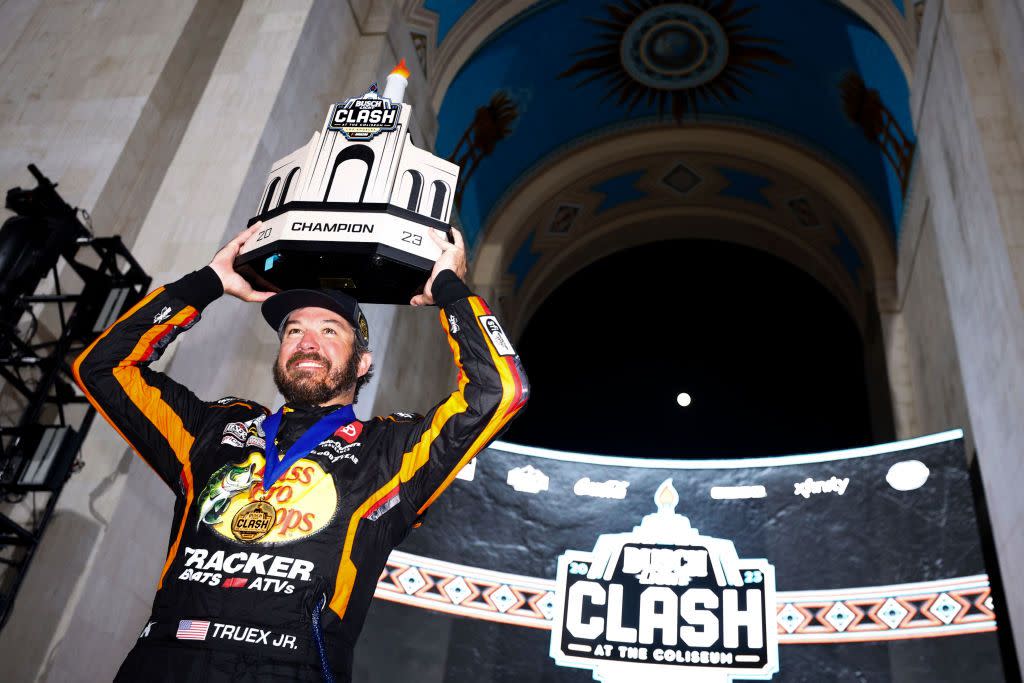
[
  {"left": 621, "top": 5, "right": 728, "bottom": 90},
  {"left": 559, "top": 0, "right": 790, "bottom": 121}
]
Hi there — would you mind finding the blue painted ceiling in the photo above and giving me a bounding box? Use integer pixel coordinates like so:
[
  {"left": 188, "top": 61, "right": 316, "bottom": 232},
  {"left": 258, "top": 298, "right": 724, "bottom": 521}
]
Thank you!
[
  {"left": 428, "top": 0, "right": 914, "bottom": 247},
  {"left": 424, "top": 0, "right": 476, "bottom": 43}
]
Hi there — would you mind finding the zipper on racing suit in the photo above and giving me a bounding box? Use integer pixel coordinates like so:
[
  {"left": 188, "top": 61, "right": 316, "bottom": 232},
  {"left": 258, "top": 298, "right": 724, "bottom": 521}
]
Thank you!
[{"left": 311, "top": 592, "right": 335, "bottom": 683}]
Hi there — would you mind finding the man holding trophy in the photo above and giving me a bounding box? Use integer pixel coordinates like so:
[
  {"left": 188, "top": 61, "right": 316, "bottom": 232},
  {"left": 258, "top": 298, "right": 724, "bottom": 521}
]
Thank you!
[{"left": 73, "top": 64, "right": 529, "bottom": 682}]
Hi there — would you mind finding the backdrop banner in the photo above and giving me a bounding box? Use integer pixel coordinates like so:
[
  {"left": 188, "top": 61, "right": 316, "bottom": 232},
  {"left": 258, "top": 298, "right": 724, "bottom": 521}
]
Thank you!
[{"left": 355, "top": 431, "right": 1008, "bottom": 682}]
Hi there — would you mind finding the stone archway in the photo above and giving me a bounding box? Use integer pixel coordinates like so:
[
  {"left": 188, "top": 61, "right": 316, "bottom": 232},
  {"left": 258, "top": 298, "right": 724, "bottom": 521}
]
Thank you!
[
  {"left": 510, "top": 209, "right": 864, "bottom": 337},
  {"left": 468, "top": 123, "right": 899, "bottom": 442},
  {"left": 469, "top": 123, "right": 896, "bottom": 328}
]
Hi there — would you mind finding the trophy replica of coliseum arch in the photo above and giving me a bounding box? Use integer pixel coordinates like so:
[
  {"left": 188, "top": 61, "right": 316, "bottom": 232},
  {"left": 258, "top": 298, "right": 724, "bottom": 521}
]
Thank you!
[{"left": 234, "top": 60, "right": 460, "bottom": 304}]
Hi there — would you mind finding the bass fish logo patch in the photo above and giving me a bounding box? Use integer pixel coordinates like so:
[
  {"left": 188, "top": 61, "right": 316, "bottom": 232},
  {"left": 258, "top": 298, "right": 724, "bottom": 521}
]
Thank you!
[{"left": 196, "top": 453, "right": 337, "bottom": 545}]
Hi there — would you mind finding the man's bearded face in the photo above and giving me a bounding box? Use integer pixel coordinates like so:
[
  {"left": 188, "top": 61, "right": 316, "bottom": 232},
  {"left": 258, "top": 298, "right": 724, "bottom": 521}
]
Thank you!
[
  {"left": 272, "top": 306, "right": 363, "bottom": 406},
  {"left": 272, "top": 345, "right": 361, "bottom": 406}
]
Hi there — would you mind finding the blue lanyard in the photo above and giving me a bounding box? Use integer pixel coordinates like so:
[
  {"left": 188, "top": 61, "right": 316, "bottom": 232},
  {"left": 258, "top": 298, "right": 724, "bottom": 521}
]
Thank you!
[{"left": 260, "top": 404, "right": 356, "bottom": 489}]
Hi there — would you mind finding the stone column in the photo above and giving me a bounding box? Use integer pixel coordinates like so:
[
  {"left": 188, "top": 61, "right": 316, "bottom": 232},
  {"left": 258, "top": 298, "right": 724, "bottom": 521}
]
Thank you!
[
  {"left": 884, "top": 164, "right": 974, "bottom": 451},
  {"left": 862, "top": 300, "right": 897, "bottom": 443},
  {"left": 912, "top": 0, "right": 1024, "bottom": 669},
  {"left": 981, "top": 0, "right": 1024, "bottom": 143},
  {"left": 879, "top": 309, "right": 922, "bottom": 440}
]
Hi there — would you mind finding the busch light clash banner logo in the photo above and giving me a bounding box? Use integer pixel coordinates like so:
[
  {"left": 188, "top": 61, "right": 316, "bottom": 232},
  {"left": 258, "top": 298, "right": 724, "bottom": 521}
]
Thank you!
[
  {"left": 327, "top": 90, "right": 401, "bottom": 141},
  {"left": 550, "top": 480, "right": 779, "bottom": 682}
]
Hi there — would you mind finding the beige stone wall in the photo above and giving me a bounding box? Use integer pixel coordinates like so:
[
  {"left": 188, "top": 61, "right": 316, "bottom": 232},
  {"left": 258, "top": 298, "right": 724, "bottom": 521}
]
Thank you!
[
  {"left": 0, "top": 1, "right": 456, "bottom": 680},
  {"left": 982, "top": 0, "right": 1024, "bottom": 144},
  {"left": 0, "top": 2, "right": 242, "bottom": 680},
  {"left": 901, "top": 217, "right": 972, "bottom": 447},
  {"left": 930, "top": 0, "right": 1024, "bottom": 309},
  {"left": 913, "top": 0, "right": 1024, "bottom": 670},
  {"left": 0, "top": 0, "right": 236, "bottom": 240},
  {"left": 367, "top": 305, "right": 458, "bottom": 419},
  {"left": 885, "top": 166, "right": 973, "bottom": 453}
]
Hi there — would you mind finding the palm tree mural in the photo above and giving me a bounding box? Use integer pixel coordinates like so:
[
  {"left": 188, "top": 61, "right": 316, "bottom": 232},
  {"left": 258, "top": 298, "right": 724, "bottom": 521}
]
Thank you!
[
  {"left": 558, "top": 0, "right": 790, "bottom": 121},
  {"left": 840, "top": 72, "right": 914, "bottom": 196},
  {"left": 448, "top": 91, "right": 520, "bottom": 209}
]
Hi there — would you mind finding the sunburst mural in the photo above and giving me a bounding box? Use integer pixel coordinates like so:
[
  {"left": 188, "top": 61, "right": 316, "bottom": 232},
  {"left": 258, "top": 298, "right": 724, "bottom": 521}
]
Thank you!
[{"left": 558, "top": 0, "right": 790, "bottom": 121}]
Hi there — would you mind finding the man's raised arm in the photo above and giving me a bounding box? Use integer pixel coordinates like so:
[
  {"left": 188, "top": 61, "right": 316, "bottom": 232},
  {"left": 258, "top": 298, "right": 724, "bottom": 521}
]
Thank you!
[
  {"left": 379, "top": 228, "right": 530, "bottom": 526},
  {"left": 73, "top": 225, "right": 272, "bottom": 490}
]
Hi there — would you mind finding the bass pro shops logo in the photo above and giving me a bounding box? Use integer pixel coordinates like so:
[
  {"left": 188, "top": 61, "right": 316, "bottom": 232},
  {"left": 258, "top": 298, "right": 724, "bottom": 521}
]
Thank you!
[
  {"left": 196, "top": 452, "right": 338, "bottom": 545},
  {"left": 550, "top": 480, "right": 779, "bottom": 682},
  {"left": 327, "top": 95, "right": 400, "bottom": 141}
]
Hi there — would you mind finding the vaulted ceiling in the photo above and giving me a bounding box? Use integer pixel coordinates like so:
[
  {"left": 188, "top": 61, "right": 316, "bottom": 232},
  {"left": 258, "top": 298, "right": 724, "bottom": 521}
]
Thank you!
[{"left": 422, "top": 0, "right": 913, "bottom": 250}]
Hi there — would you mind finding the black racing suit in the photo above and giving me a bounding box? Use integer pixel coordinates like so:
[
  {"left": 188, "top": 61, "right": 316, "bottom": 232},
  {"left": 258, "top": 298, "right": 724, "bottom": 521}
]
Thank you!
[{"left": 73, "top": 266, "right": 529, "bottom": 682}]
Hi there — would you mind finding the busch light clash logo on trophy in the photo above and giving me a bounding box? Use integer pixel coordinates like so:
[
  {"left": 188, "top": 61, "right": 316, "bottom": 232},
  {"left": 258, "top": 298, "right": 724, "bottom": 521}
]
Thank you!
[
  {"left": 233, "top": 59, "right": 461, "bottom": 303},
  {"left": 327, "top": 83, "right": 400, "bottom": 141},
  {"left": 550, "top": 480, "right": 779, "bottom": 682}
]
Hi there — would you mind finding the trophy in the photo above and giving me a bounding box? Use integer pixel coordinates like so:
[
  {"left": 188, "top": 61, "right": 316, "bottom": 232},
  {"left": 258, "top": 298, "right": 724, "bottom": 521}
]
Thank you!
[{"left": 234, "top": 60, "right": 460, "bottom": 304}]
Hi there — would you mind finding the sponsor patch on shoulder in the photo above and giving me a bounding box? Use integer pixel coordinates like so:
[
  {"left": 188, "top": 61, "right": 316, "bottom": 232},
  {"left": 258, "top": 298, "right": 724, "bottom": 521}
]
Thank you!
[
  {"left": 334, "top": 421, "right": 363, "bottom": 443},
  {"left": 221, "top": 414, "right": 266, "bottom": 448},
  {"left": 478, "top": 315, "right": 516, "bottom": 356}
]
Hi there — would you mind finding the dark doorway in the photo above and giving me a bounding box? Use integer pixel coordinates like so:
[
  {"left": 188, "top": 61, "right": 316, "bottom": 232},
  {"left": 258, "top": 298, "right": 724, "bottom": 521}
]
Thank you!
[{"left": 502, "top": 239, "right": 876, "bottom": 459}]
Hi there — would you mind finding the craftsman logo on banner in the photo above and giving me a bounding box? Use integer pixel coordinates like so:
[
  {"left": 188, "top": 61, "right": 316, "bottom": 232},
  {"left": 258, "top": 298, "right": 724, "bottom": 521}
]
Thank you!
[{"left": 549, "top": 479, "right": 779, "bottom": 682}]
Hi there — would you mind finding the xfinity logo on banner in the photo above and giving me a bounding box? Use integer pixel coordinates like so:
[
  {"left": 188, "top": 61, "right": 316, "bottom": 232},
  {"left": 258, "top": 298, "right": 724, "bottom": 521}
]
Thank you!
[
  {"left": 550, "top": 480, "right": 779, "bottom": 682},
  {"left": 793, "top": 476, "right": 849, "bottom": 498},
  {"left": 327, "top": 96, "right": 400, "bottom": 141}
]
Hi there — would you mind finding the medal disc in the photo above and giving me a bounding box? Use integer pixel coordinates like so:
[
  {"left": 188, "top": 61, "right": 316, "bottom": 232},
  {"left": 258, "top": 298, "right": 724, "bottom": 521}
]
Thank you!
[{"left": 231, "top": 500, "right": 276, "bottom": 542}]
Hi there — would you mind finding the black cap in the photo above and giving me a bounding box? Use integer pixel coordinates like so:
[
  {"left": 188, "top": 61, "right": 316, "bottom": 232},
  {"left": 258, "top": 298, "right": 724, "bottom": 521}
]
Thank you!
[{"left": 261, "top": 289, "right": 369, "bottom": 348}]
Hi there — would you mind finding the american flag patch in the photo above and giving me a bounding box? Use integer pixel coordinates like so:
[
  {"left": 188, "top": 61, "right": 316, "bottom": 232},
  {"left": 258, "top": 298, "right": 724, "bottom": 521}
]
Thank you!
[{"left": 176, "top": 619, "right": 210, "bottom": 640}]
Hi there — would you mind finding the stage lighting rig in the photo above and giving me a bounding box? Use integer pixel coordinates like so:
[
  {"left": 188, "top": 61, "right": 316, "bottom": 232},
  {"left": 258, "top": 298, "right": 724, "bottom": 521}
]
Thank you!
[{"left": 0, "top": 165, "right": 151, "bottom": 630}]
